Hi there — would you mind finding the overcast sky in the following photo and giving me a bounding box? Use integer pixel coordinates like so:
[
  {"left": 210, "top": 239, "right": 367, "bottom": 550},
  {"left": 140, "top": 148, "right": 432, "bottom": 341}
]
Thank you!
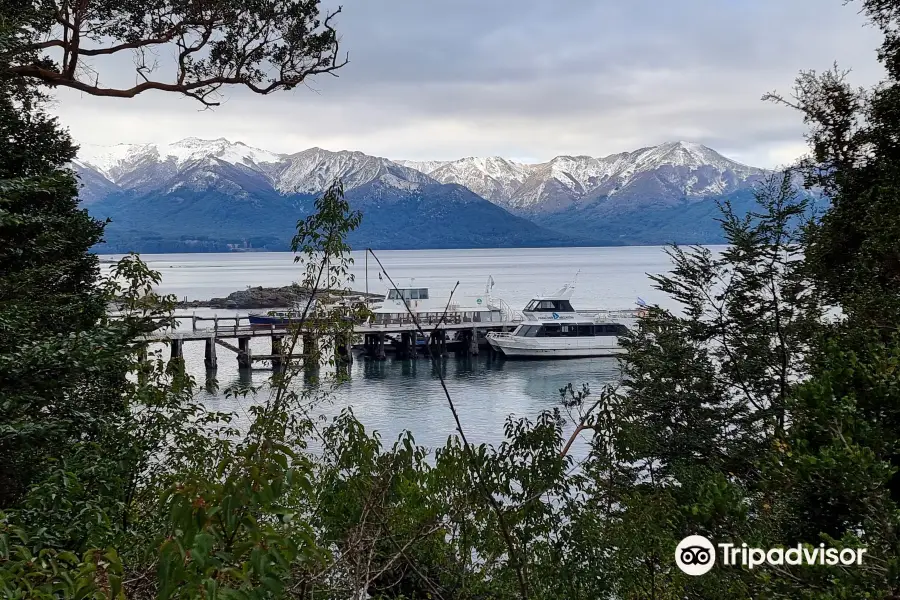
[{"left": 51, "top": 0, "right": 885, "bottom": 168}]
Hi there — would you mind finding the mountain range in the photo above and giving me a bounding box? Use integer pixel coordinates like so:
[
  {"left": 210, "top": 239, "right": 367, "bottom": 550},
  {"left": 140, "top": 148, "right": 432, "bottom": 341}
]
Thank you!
[{"left": 74, "top": 137, "right": 783, "bottom": 253}]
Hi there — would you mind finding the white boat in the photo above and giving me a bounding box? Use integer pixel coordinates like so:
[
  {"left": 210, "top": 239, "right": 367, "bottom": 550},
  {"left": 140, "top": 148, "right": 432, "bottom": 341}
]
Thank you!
[
  {"left": 485, "top": 279, "right": 646, "bottom": 359},
  {"left": 370, "top": 277, "right": 511, "bottom": 326}
]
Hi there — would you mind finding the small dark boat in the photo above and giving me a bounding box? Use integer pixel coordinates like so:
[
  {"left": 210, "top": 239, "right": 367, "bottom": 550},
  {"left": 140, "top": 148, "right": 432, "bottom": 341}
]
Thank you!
[{"left": 248, "top": 309, "right": 306, "bottom": 326}]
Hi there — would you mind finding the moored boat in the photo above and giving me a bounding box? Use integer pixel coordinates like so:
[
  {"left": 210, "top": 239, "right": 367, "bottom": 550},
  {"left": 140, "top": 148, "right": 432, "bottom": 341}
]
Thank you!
[
  {"left": 485, "top": 278, "right": 645, "bottom": 359},
  {"left": 370, "top": 276, "right": 510, "bottom": 326}
]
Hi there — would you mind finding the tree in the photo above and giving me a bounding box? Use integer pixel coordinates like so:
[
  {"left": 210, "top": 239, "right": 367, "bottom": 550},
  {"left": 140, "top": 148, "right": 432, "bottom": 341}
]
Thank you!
[
  {"left": 0, "top": 23, "right": 113, "bottom": 504},
  {"left": 1, "top": 0, "right": 347, "bottom": 106},
  {"left": 764, "top": 0, "right": 900, "bottom": 328}
]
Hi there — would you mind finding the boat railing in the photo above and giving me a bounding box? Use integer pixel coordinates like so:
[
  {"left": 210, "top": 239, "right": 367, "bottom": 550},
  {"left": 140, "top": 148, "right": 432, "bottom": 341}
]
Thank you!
[
  {"left": 581, "top": 308, "right": 647, "bottom": 321},
  {"left": 373, "top": 314, "right": 489, "bottom": 327}
]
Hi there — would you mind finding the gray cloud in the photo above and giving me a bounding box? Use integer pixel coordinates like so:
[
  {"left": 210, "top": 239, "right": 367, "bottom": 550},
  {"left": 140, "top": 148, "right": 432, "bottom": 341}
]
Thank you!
[{"left": 53, "top": 0, "right": 886, "bottom": 167}]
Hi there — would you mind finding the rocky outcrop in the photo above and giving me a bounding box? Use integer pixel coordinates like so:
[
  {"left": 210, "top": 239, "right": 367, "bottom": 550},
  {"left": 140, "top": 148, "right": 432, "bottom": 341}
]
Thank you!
[{"left": 175, "top": 285, "right": 381, "bottom": 310}]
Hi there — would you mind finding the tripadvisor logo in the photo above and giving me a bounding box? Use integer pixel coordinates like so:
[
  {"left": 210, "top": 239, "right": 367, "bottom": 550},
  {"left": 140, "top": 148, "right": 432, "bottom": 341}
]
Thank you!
[
  {"left": 675, "top": 535, "right": 867, "bottom": 576},
  {"left": 675, "top": 535, "right": 716, "bottom": 576}
]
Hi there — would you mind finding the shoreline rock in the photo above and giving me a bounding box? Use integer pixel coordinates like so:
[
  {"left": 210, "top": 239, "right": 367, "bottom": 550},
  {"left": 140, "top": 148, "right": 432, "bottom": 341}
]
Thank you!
[{"left": 174, "top": 285, "right": 382, "bottom": 310}]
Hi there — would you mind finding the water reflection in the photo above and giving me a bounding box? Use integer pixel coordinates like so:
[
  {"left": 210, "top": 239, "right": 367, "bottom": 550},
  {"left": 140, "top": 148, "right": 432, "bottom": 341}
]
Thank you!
[{"left": 180, "top": 339, "right": 622, "bottom": 450}]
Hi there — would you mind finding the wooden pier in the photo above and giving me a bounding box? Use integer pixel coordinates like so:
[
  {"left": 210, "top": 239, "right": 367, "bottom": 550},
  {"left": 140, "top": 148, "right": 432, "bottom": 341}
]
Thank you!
[{"left": 140, "top": 315, "right": 521, "bottom": 371}]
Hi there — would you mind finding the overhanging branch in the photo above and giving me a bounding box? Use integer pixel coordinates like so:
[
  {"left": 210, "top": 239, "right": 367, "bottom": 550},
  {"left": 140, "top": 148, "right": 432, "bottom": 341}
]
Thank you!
[{"left": 5, "top": 1, "right": 347, "bottom": 107}]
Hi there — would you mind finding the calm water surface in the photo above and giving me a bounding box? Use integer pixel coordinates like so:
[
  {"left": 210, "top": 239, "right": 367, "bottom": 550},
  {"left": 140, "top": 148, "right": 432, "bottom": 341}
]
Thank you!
[{"left": 105, "top": 247, "right": 721, "bottom": 452}]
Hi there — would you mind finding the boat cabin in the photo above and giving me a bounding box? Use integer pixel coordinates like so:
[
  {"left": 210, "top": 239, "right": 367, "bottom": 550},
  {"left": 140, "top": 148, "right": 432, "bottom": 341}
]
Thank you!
[
  {"left": 373, "top": 285, "right": 502, "bottom": 325},
  {"left": 386, "top": 287, "right": 430, "bottom": 300},
  {"left": 511, "top": 322, "right": 629, "bottom": 338},
  {"left": 523, "top": 298, "right": 574, "bottom": 313}
]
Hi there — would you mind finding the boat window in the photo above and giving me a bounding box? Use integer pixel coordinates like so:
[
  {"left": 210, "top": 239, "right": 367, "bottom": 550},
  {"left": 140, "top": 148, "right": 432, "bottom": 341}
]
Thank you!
[
  {"left": 557, "top": 300, "right": 574, "bottom": 312},
  {"left": 595, "top": 324, "right": 629, "bottom": 336},
  {"left": 525, "top": 325, "right": 540, "bottom": 337},
  {"left": 419, "top": 288, "right": 429, "bottom": 299},
  {"left": 387, "top": 290, "right": 399, "bottom": 300},
  {"left": 515, "top": 325, "right": 531, "bottom": 337},
  {"left": 561, "top": 324, "right": 578, "bottom": 336},
  {"left": 525, "top": 300, "right": 538, "bottom": 311},
  {"left": 542, "top": 324, "right": 561, "bottom": 337},
  {"left": 410, "top": 289, "right": 419, "bottom": 299},
  {"left": 577, "top": 324, "right": 594, "bottom": 336}
]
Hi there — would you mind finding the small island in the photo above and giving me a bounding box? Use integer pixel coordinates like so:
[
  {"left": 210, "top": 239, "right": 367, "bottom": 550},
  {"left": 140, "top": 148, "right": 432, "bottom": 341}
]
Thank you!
[{"left": 173, "top": 285, "right": 383, "bottom": 310}]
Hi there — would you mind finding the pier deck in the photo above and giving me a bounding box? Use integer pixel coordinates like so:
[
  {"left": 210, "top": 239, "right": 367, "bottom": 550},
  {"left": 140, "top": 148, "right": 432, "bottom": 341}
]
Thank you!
[{"left": 141, "top": 320, "right": 521, "bottom": 342}]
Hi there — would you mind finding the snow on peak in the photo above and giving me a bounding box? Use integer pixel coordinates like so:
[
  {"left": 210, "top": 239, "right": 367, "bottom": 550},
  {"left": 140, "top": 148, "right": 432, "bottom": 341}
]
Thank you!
[
  {"left": 77, "top": 138, "right": 284, "bottom": 181},
  {"left": 74, "top": 137, "right": 765, "bottom": 206},
  {"left": 424, "top": 156, "right": 532, "bottom": 202},
  {"left": 156, "top": 138, "right": 283, "bottom": 167},
  {"left": 395, "top": 159, "right": 450, "bottom": 174},
  {"left": 274, "top": 147, "right": 434, "bottom": 194},
  {"left": 77, "top": 143, "right": 151, "bottom": 178},
  {"left": 623, "top": 141, "right": 751, "bottom": 173}
]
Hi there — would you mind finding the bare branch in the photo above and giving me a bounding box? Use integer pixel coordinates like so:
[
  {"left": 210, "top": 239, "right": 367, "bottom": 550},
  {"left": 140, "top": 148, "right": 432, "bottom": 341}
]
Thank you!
[{"left": 5, "top": 1, "right": 348, "bottom": 107}]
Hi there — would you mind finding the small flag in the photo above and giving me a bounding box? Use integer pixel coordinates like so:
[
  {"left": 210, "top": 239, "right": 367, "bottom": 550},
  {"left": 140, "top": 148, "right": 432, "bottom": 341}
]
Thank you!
[
  {"left": 636, "top": 297, "right": 647, "bottom": 307},
  {"left": 489, "top": 275, "right": 495, "bottom": 289},
  {"left": 378, "top": 272, "right": 383, "bottom": 281}
]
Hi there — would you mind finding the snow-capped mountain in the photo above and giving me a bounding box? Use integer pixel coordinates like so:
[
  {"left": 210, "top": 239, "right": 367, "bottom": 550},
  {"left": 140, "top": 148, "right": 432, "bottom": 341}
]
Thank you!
[
  {"left": 78, "top": 138, "right": 283, "bottom": 179},
  {"left": 400, "top": 141, "right": 767, "bottom": 213},
  {"left": 75, "top": 138, "right": 571, "bottom": 253},
  {"left": 422, "top": 157, "right": 533, "bottom": 203},
  {"left": 75, "top": 137, "right": 764, "bottom": 209},
  {"left": 275, "top": 148, "right": 435, "bottom": 194},
  {"left": 74, "top": 137, "right": 781, "bottom": 252}
]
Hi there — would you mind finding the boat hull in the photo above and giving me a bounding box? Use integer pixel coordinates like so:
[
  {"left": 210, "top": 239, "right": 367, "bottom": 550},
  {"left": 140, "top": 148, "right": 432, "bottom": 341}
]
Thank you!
[
  {"left": 486, "top": 335, "right": 625, "bottom": 359},
  {"left": 248, "top": 315, "right": 302, "bottom": 326}
]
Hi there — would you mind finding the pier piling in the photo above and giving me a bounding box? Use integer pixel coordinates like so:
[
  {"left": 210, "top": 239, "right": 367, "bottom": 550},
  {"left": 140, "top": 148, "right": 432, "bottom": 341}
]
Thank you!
[
  {"left": 168, "top": 339, "right": 185, "bottom": 374},
  {"left": 204, "top": 338, "right": 218, "bottom": 370},
  {"left": 334, "top": 332, "right": 353, "bottom": 364},
  {"left": 375, "top": 333, "right": 386, "bottom": 361},
  {"left": 271, "top": 335, "right": 284, "bottom": 370},
  {"left": 237, "top": 336, "right": 252, "bottom": 370},
  {"left": 137, "top": 344, "right": 149, "bottom": 385}
]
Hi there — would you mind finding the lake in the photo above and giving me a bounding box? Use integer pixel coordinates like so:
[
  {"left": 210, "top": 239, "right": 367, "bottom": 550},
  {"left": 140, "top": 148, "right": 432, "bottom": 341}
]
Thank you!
[{"left": 108, "top": 246, "right": 715, "bottom": 452}]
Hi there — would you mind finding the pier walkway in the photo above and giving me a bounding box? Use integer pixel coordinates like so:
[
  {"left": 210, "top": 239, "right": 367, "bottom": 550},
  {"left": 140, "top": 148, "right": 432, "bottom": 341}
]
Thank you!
[{"left": 140, "top": 314, "right": 522, "bottom": 370}]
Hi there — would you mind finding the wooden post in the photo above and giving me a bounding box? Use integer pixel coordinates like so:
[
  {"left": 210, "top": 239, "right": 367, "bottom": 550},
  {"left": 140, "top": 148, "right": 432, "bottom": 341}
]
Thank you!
[
  {"left": 334, "top": 332, "right": 352, "bottom": 364},
  {"left": 346, "top": 334, "right": 354, "bottom": 364},
  {"left": 168, "top": 338, "right": 185, "bottom": 373},
  {"left": 303, "top": 332, "right": 318, "bottom": 359},
  {"left": 204, "top": 337, "right": 218, "bottom": 370},
  {"left": 470, "top": 324, "right": 479, "bottom": 356},
  {"left": 237, "top": 336, "right": 251, "bottom": 369},
  {"left": 271, "top": 335, "right": 283, "bottom": 370},
  {"left": 440, "top": 330, "right": 448, "bottom": 357},
  {"left": 137, "top": 344, "right": 149, "bottom": 385},
  {"left": 400, "top": 332, "right": 411, "bottom": 359},
  {"left": 376, "top": 332, "right": 386, "bottom": 361}
]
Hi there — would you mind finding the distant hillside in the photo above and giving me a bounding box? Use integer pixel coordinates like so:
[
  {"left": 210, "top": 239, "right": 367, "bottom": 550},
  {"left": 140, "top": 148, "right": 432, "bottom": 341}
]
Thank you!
[{"left": 75, "top": 137, "right": 811, "bottom": 252}]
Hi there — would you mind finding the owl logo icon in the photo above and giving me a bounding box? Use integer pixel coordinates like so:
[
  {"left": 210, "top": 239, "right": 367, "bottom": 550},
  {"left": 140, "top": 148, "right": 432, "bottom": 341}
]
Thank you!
[{"left": 675, "top": 535, "right": 716, "bottom": 576}]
